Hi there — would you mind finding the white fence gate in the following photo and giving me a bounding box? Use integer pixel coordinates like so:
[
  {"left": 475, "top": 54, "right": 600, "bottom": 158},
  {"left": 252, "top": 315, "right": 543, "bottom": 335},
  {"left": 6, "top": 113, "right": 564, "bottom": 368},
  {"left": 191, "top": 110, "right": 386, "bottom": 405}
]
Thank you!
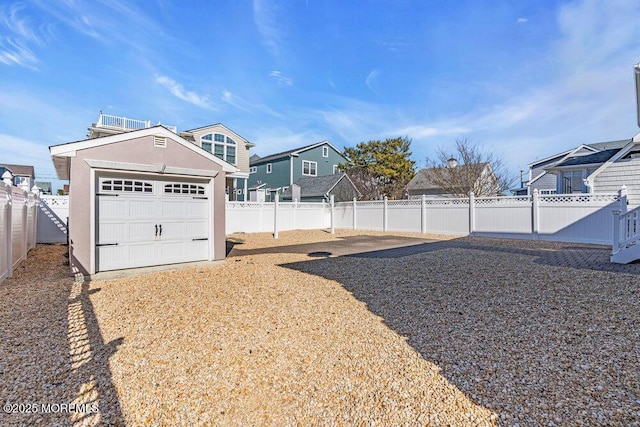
[{"left": 1, "top": 180, "right": 39, "bottom": 284}]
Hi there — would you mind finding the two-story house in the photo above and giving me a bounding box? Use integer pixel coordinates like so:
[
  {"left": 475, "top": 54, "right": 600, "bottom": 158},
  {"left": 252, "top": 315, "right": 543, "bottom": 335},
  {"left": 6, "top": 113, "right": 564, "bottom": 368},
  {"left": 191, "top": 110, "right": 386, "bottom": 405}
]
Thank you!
[
  {"left": 0, "top": 164, "right": 36, "bottom": 188},
  {"left": 514, "top": 139, "right": 630, "bottom": 196},
  {"left": 248, "top": 141, "right": 348, "bottom": 201},
  {"left": 178, "top": 124, "right": 254, "bottom": 201},
  {"left": 87, "top": 113, "right": 254, "bottom": 200}
]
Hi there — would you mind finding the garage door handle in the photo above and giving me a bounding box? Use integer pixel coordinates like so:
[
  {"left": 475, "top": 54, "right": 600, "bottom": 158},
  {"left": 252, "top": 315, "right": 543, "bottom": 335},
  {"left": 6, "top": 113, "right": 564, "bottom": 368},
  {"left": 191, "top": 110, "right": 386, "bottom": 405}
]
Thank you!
[
  {"left": 96, "top": 243, "right": 118, "bottom": 247},
  {"left": 159, "top": 224, "right": 162, "bottom": 236},
  {"left": 155, "top": 224, "right": 158, "bottom": 236},
  {"left": 192, "top": 238, "right": 208, "bottom": 241}
]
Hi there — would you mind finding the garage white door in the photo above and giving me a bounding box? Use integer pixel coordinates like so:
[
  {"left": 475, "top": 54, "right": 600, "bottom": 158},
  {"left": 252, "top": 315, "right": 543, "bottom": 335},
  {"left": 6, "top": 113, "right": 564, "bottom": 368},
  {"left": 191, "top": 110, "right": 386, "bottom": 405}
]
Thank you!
[{"left": 96, "top": 176, "right": 210, "bottom": 272}]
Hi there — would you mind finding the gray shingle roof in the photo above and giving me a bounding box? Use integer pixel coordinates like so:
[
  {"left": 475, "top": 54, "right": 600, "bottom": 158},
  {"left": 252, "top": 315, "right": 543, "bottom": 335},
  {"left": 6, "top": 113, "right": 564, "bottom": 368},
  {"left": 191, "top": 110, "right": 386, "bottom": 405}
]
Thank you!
[
  {"left": 283, "top": 174, "right": 345, "bottom": 198},
  {"left": 250, "top": 141, "right": 336, "bottom": 165},
  {"left": 556, "top": 148, "right": 620, "bottom": 167},
  {"left": 407, "top": 163, "right": 487, "bottom": 191}
]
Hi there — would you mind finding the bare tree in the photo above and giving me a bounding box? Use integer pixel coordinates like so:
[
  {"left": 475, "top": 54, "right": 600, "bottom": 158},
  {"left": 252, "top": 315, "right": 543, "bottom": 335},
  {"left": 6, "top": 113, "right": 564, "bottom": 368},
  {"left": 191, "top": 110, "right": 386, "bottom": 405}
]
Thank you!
[{"left": 424, "top": 138, "right": 513, "bottom": 197}]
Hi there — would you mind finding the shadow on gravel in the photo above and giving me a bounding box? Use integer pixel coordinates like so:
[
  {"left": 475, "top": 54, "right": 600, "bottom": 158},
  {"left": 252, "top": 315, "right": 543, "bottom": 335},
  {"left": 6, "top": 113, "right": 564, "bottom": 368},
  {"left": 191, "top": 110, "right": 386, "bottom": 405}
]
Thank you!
[
  {"left": 227, "top": 233, "right": 433, "bottom": 258},
  {"left": 281, "top": 237, "right": 640, "bottom": 425},
  {"left": 0, "top": 245, "right": 124, "bottom": 426}
]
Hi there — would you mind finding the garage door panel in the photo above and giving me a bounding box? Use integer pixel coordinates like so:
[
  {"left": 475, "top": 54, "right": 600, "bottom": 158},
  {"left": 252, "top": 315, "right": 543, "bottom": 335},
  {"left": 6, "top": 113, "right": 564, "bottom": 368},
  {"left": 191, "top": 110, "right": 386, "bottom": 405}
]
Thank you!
[
  {"left": 129, "top": 222, "right": 157, "bottom": 241},
  {"left": 130, "top": 200, "right": 157, "bottom": 217},
  {"left": 96, "top": 177, "right": 210, "bottom": 272},
  {"left": 98, "top": 198, "right": 129, "bottom": 219},
  {"left": 161, "top": 200, "right": 187, "bottom": 217},
  {"left": 98, "top": 222, "right": 128, "bottom": 243},
  {"left": 185, "top": 200, "right": 208, "bottom": 218},
  {"left": 185, "top": 220, "right": 208, "bottom": 238}
]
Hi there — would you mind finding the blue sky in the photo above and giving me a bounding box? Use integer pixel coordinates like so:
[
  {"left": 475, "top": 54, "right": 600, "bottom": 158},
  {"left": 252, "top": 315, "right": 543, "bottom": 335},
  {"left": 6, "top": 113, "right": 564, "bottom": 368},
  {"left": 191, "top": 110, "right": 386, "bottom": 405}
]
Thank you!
[{"left": 1, "top": 0, "right": 640, "bottom": 191}]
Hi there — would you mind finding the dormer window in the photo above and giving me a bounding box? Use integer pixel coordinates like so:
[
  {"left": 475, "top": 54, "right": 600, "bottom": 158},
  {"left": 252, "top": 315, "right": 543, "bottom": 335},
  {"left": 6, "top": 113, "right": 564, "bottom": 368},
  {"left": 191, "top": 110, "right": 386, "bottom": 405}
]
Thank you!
[{"left": 201, "top": 133, "right": 236, "bottom": 165}]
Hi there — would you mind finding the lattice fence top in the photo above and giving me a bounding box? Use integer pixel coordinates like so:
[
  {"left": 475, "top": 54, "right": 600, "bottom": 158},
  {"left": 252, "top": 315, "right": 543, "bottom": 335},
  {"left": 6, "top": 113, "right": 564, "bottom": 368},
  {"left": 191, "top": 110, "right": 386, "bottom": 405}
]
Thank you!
[
  {"left": 538, "top": 193, "right": 619, "bottom": 204},
  {"left": 474, "top": 196, "right": 530, "bottom": 205},
  {"left": 424, "top": 198, "right": 470, "bottom": 205},
  {"left": 40, "top": 196, "right": 69, "bottom": 207},
  {"left": 387, "top": 199, "right": 422, "bottom": 206}
]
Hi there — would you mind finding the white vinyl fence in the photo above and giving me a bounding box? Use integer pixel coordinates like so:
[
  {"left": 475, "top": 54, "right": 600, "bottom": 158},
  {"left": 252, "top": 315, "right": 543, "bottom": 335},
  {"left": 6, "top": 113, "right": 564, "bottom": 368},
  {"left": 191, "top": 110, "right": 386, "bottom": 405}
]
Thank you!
[
  {"left": 1, "top": 179, "right": 39, "bottom": 284},
  {"left": 226, "top": 197, "right": 330, "bottom": 235},
  {"left": 334, "top": 190, "right": 623, "bottom": 245},
  {"left": 37, "top": 195, "right": 69, "bottom": 243}
]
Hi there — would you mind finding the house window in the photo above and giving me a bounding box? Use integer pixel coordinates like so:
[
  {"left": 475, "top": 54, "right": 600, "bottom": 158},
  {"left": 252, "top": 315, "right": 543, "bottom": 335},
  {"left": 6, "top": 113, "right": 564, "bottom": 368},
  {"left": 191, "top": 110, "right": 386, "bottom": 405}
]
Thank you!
[
  {"left": 14, "top": 176, "right": 28, "bottom": 186},
  {"left": 322, "top": 146, "right": 329, "bottom": 157},
  {"left": 266, "top": 164, "right": 272, "bottom": 174},
  {"left": 249, "top": 166, "right": 257, "bottom": 174},
  {"left": 561, "top": 170, "right": 584, "bottom": 193},
  {"left": 333, "top": 165, "right": 338, "bottom": 174},
  {"left": 303, "top": 160, "right": 317, "bottom": 176},
  {"left": 201, "top": 133, "right": 236, "bottom": 165}
]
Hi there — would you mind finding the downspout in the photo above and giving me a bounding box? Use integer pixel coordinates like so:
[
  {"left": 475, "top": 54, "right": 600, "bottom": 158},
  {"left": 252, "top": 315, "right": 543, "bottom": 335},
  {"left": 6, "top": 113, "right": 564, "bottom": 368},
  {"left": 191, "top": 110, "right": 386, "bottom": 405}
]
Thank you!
[
  {"left": 635, "top": 63, "right": 640, "bottom": 128},
  {"left": 289, "top": 154, "right": 294, "bottom": 186}
]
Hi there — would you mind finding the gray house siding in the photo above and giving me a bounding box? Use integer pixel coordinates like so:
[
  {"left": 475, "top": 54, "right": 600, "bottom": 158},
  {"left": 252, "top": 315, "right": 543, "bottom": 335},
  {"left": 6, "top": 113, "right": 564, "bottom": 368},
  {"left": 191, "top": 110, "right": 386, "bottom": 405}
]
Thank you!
[
  {"left": 594, "top": 157, "right": 640, "bottom": 205},
  {"left": 529, "top": 171, "right": 557, "bottom": 193}
]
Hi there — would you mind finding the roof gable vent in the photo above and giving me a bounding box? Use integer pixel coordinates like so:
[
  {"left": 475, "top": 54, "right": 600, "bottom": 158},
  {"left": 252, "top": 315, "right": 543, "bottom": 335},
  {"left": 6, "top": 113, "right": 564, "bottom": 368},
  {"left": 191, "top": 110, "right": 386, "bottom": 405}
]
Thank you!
[{"left": 154, "top": 136, "right": 167, "bottom": 148}]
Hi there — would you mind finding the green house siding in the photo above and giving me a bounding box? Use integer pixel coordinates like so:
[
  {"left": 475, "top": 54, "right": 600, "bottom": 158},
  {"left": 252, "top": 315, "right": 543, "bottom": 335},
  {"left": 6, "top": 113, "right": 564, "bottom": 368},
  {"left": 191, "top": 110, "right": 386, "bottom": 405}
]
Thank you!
[
  {"left": 249, "top": 158, "right": 290, "bottom": 189},
  {"left": 248, "top": 142, "right": 348, "bottom": 195},
  {"left": 292, "top": 145, "right": 343, "bottom": 183}
]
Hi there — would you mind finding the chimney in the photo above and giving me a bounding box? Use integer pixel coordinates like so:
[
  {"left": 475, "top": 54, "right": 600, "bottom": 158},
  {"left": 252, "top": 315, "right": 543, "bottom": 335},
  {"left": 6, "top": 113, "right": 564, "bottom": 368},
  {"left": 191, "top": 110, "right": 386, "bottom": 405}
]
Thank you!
[{"left": 447, "top": 157, "right": 458, "bottom": 168}]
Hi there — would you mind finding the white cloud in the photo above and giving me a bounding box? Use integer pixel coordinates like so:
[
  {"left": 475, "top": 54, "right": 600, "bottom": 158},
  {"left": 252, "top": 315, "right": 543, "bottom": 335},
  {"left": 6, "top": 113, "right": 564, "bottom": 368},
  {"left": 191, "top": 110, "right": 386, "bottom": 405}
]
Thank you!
[
  {"left": 517, "top": 18, "right": 528, "bottom": 23},
  {"left": 253, "top": 0, "right": 282, "bottom": 56},
  {"left": 269, "top": 70, "right": 293, "bottom": 86},
  {"left": 365, "top": 69, "right": 381, "bottom": 95},
  {"left": 155, "top": 76, "right": 215, "bottom": 110},
  {"left": 0, "top": 3, "right": 42, "bottom": 69},
  {"left": 221, "top": 89, "right": 284, "bottom": 118}
]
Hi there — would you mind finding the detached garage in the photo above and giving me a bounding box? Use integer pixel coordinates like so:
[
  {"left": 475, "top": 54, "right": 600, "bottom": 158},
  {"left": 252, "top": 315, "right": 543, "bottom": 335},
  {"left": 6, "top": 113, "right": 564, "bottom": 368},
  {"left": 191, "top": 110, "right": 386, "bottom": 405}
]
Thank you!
[{"left": 50, "top": 126, "right": 235, "bottom": 277}]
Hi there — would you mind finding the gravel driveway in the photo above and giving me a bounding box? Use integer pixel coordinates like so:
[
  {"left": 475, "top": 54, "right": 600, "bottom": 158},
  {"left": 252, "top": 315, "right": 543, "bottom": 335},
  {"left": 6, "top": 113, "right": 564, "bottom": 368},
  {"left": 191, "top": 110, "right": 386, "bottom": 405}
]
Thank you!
[{"left": 1, "top": 230, "right": 639, "bottom": 426}]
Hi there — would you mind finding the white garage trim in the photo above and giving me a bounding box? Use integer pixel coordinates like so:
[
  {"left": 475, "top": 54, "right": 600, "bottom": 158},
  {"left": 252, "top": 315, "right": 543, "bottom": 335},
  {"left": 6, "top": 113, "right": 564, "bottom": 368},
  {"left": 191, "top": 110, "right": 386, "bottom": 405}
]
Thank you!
[{"left": 84, "top": 159, "right": 219, "bottom": 178}]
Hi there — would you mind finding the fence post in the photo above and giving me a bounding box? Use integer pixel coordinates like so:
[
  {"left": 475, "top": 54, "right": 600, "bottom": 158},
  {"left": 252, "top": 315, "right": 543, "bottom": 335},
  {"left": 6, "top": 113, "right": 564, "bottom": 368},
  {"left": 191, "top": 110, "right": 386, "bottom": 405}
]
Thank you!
[
  {"left": 532, "top": 189, "right": 539, "bottom": 239},
  {"left": 612, "top": 209, "right": 621, "bottom": 254},
  {"left": 4, "top": 179, "right": 13, "bottom": 279},
  {"left": 619, "top": 185, "right": 628, "bottom": 214},
  {"left": 421, "top": 194, "right": 427, "bottom": 234},
  {"left": 31, "top": 185, "right": 39, "bottom": 249},
  {"left": 383, "top": 196, "right": 388, "bottom": 231},
  {"left": 330, "top": 195, "right": 335, "bottom": 234},
  {"left": 273, "top": 193, "right": 279, "bottom": 239},
  {"left": 352, "top": 197, "right": 357, "bottom": 230},
  {"left": 468, "top": 192, "right": 475, "bottom": 235}
]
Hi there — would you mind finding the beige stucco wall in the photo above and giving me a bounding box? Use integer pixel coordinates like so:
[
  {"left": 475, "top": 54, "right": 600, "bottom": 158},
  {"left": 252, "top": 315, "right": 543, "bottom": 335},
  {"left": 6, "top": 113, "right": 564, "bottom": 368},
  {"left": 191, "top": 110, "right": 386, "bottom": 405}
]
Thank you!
[
  {"left": 188, "top": 125, "right": 251, "bottom": 173},
  {"left": 68, "top": 134, "right": 228, "bottom": 276}
]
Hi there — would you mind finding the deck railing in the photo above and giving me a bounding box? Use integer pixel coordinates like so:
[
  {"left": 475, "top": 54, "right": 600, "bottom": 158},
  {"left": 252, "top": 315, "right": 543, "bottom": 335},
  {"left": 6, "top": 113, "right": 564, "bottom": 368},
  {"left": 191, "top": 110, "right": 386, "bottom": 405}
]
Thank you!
[{"left": 95, "top": 113, "right": 177, "bottom": 133}]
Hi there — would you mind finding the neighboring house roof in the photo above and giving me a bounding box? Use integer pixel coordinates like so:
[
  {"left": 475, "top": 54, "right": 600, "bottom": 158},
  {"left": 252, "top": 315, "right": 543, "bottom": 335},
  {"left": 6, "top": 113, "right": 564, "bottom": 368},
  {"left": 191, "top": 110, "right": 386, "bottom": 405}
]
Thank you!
[
  {"left": 282, "top": 173, "right": 360, "bottom": 199},
  {"left": 250, "top": 140, "right": 343, "bottom": 165},
  {"left": 585, "top": 139, "right": 632, "bottom": 151},
  {"left": 407, "top": 163, "right": 490, "bottom": 192},
  {"left": 0, "top": 163, "right": 35, "bottom": 177},
  {"left": 553, "top": 149, "right": 620, "bottom": 168},
  {"left": 248, "top": 183, "right": 267, "bottom": 190},
  {"left": 49, "top": 126, "right": 237, "bottom": 180}
]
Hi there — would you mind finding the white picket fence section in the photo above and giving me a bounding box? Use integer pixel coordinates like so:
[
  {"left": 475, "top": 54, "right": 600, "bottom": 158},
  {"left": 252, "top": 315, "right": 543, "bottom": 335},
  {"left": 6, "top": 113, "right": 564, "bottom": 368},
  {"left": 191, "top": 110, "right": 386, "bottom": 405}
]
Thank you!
[{"left": 1, "top": 181, "right": 39, "bottom": 284}]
